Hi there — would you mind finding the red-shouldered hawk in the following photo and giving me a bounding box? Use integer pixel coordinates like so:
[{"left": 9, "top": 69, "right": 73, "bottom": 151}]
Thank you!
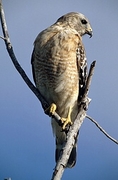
[{"left": 31, "top": 12, "right": 92, "bottom": 167}]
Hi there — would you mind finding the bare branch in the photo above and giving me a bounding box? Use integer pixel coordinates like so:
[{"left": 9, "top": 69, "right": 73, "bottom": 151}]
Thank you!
[
  {"left": 86, "top": 115, "right": 118, "bottom": 145},
  {"left": 0, "top": 1, "right": 48, "bottom": 108},
  {"left": 51, "top": 62, "right": 96, "bottom": 180},
  {"left": 0, "top": 0, "right": 65, "bottom": 125}
]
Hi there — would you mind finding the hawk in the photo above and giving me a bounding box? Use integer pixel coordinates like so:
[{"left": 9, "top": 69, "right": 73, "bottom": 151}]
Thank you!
[{"left": 31, "top": 12, "right": 92, "bottom": 167}]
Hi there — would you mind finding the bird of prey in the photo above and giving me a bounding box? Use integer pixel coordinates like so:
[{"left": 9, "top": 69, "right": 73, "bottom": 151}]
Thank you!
[{"left": 31, "top": 12, "right": 92, "bottom": 167}]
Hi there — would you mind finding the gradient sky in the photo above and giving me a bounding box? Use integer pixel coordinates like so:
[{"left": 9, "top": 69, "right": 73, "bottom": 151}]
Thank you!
[{"left": 0, "top": 0, "right": 118, "bottom": 180}]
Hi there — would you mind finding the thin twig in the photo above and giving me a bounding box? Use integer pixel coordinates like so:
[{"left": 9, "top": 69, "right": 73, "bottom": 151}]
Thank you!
[
  {"left": 0, "top": 1, "right": 48, "bottom": 108},
  {"left": 0, "top": 0, "right": 65, "bottom": 126},
  {"left": 51, "top": 62, "right": 96, "bottom": 180},
  {"left": 86, "top": 115, "right": 118, "bottom": 145},
  {"left": 0, "top": 35, "right": 6, "bottom": 40}
]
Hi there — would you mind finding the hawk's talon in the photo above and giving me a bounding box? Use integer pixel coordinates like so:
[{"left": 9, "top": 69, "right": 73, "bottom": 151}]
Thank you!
[
  {"left": 61, "top": 106, "right": 73, "bottom": 130},
  {"left": 45, "top": 103, "right": 57, "bottom": 116},
  {"left": 46, "top": 104, "right": 73, "bottom": 130},
  {"left": 50, "top": 103, "right": 57, "bottom": 115},
  {"left": 61, "top": 117, "right": 73, "bottom": 130}
]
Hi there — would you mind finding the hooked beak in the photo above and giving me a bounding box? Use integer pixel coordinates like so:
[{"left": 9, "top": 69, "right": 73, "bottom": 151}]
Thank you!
[{"left": 86, "top": 28, "right": 93, "bottom": 38}]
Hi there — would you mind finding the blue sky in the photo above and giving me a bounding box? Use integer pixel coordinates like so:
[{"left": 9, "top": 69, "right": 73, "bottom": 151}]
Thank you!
[{"left": 0, "top": 0, "right": 118, "bottom": 179}]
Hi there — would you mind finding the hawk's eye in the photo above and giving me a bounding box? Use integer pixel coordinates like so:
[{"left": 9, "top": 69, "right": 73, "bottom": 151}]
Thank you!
[{"left": 81, "top": 19, "right": 87, "bottom": 24}]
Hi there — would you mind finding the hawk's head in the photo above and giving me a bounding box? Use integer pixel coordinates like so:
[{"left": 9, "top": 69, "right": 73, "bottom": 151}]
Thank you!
[{"left": 56, "top": 12, "right": 93, "bottom": 37}]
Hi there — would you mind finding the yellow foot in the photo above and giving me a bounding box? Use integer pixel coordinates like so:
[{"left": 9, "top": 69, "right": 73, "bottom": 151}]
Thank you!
[
  {"left": 61, "top": 107, "right": 73, "bottom": 130},
  {"left": 45, "top": 103, "right": 57, "bottom": 116},
  {"left": 45, "top": 104, "right": 72, "bottom": 130},
  {"left": 50, "top": 103, "right": 57, "bottom": 115}
]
